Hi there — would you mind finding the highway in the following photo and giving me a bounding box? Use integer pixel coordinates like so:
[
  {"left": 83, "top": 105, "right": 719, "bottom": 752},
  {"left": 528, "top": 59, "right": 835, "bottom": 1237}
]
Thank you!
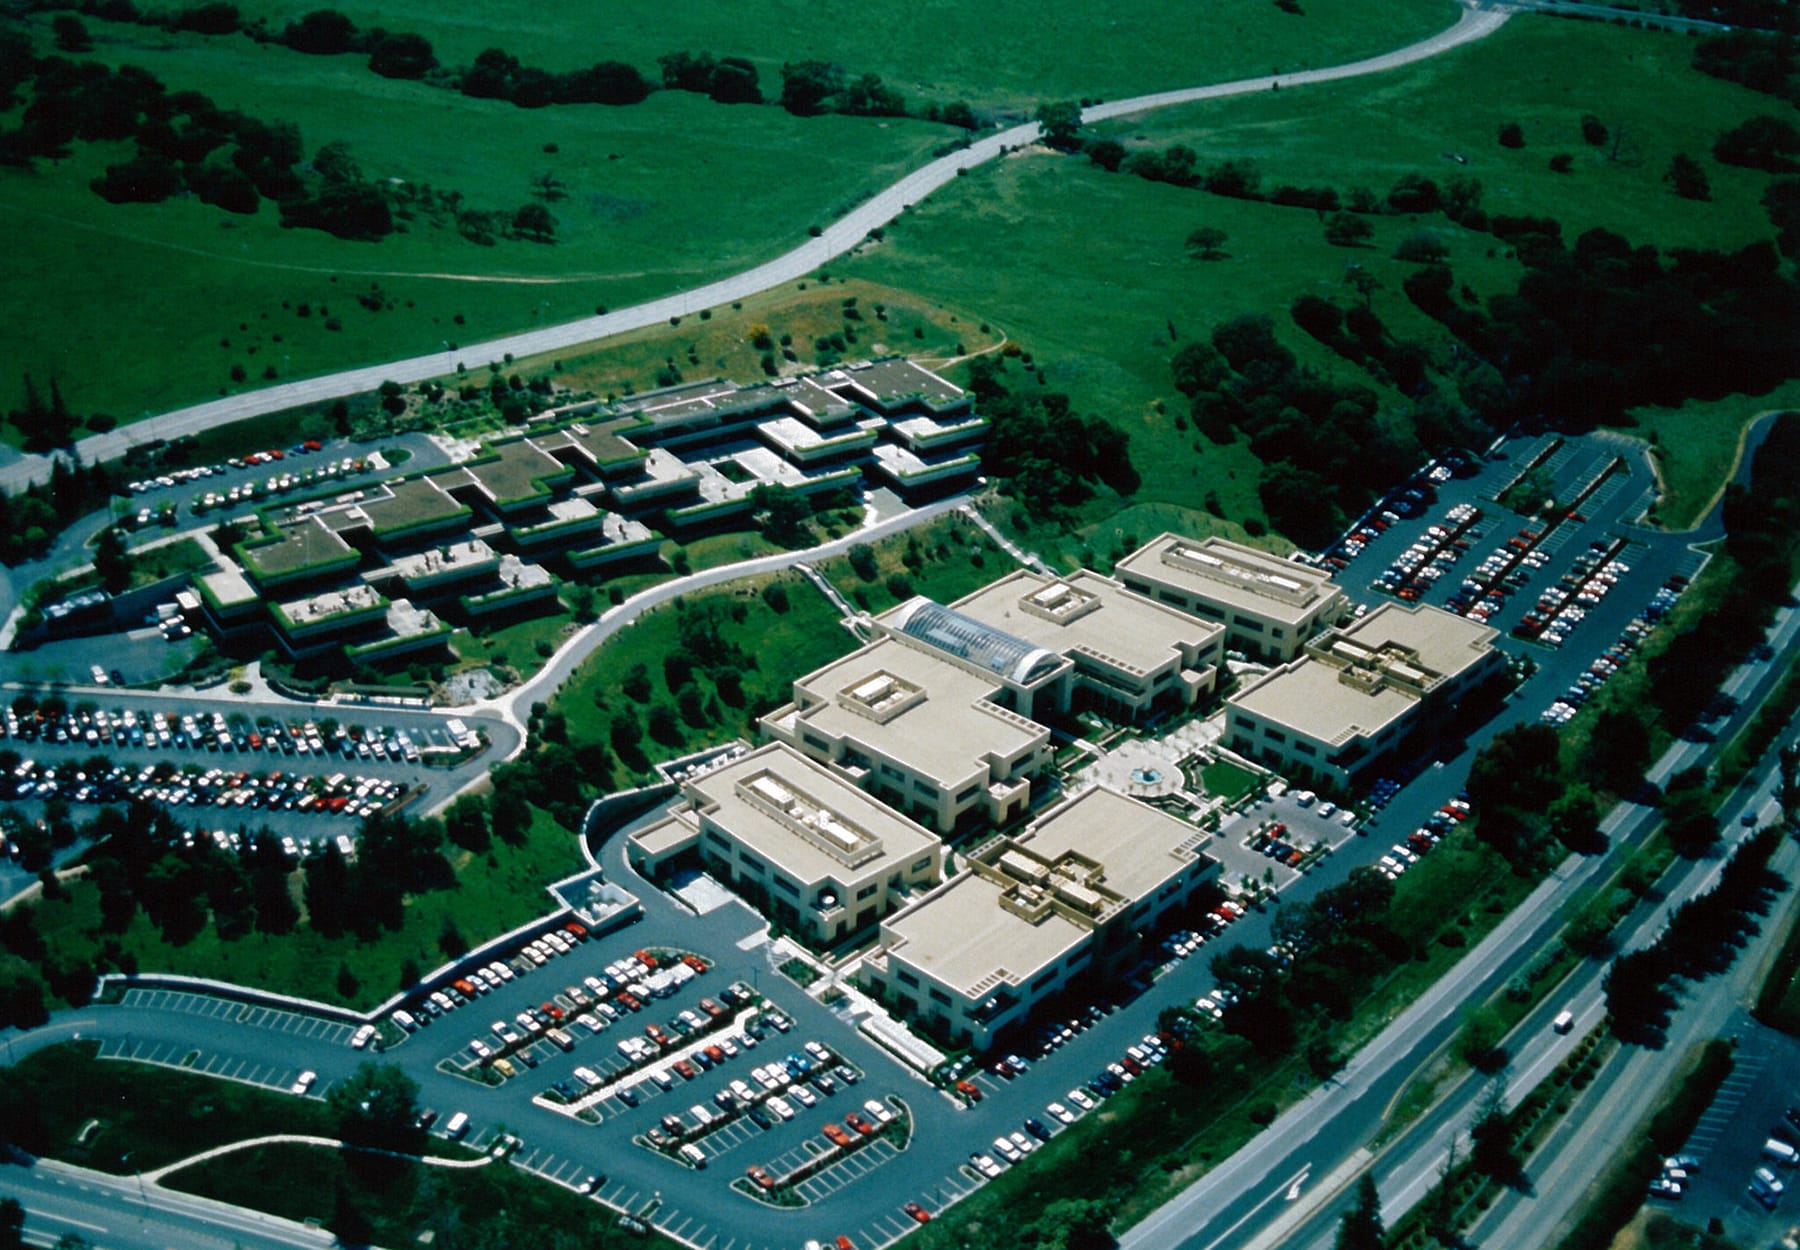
[
  {"left": 1118, "top": 580, "right": 1800, "bottom": 1250},
  {"left": 6, "top": 1157, "right": 340, "bottom": 1250},
  {"left": 0, "top": 3, "right": 1510, "bottom": 496}
]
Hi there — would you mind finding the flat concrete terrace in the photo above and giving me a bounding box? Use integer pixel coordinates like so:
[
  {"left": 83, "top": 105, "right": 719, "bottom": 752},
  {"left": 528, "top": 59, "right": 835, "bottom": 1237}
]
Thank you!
[
  {"left": 823, "top": 359, "right": 968, "bottom": 414},
  {"left": 885, "top": 412, "right": 989, "bottom": 451},
  {"left": 880, "top": 870, "right": 1088, "bottom": 999},
  {"left": 692, "top": 446, "right": 816, "bottom": 503},
  {"left": 275, "top": 582, "right": 385, "bottom": 628},
  {"left": 370, "top": 538, "right": 501, "bottom": 590},
  {"left": 941, "top": 569, "right": 1223, "bottom": 683},
  {"left": 1017, "top": 785, "right": 1212, "bottom": 903},
  {"left": 757, "top": 415, "right": 881, "bottom": 460},
  {"left": 1115, "top": 533, "right": 1343, "bottom": 629},
  {"left": 771, "top": 636, "right": 1048, "bottom": 786}
]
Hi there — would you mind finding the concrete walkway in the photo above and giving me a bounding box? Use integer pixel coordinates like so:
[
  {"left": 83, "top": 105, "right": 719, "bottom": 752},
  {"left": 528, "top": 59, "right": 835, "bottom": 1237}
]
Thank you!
[{"left": 139, "top": 1132, "right": 497, "bottom": 1184}]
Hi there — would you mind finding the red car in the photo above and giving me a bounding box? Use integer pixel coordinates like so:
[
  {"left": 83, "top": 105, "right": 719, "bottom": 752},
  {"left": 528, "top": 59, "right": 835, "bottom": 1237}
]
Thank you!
[
  {"left": 673, "top": 1060, "right": 697, "bottom": 1081},
  {"left": 682, "top": 954, "right": 707, "bottom": 973},
  {"left": 746, "top": 1165, "right": 774, "bottom": 1191},
  {"left": 955, "top": 1080, "right": 982, "bottom": 1102},
  {"left": 635, "top": 950, "right": 658, "bottom": 968},
  {"left": 846, "top": 1113, "right": 875, "bottom": 1136},
  {"left": 823, "top": 1123, "right": 854, "bottom": 1147},
  {"left": 903, "top": 1202, "right": 932, "bottom": 1224}
]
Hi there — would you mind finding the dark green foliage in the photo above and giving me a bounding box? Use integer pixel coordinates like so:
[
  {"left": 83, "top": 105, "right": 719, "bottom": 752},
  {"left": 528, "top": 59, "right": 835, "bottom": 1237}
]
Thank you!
[
  {"left": 1693, "top": 30, "right": 1800, "bottom": 106},
  {"left": 780, "top": 60, "right": 841, "bottom": 115},
  {"left": 1665, "top": 152, "right": 1711, "bottom": 200},
  {"left": 328, "top": 1062, "right": 423, "bottom": 1152},
  {"left": 1498, "top": 121, "right": 1524, "bottom": 148},
  {"left": 367, "top": 32, "right": 436, "bottom": 80},
  {"left": 1713, "top": 113, "right": 1800, "bottom": 171},
  {"left": 1035, "top": 100, "right": 1084, "bottom": 151},
  {"left": 966, "top": 356, "right": 1136, "bottom": 524},
  {"left": 279, "top": 182, "right": 394, "bottom": 241},
  {"left": 280, "top": 10, "right": 358, "bottom": 55},
  {"left": 1335, "top": 1174, "right": 1385, "bottom": 1250},
  {"left": 93, "top": 525, "right": 131, "bottom": 594}
]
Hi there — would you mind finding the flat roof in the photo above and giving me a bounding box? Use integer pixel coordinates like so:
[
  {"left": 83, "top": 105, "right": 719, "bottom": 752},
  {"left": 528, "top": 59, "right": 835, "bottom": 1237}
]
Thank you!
[
  {"left": 678, "top": 743, "right": 939, "bottom": 887},
  {"left": 1115, "top": 534, "right": 1342, "bottom": 626},
  {"left": 789, "top": 637, "right": 1047, "bottom": 784},
  {"left": 825, "top": 359, "right": 965, "bottom": 410},
  {"left": 536, "top": 419, "right": 645, "bottom": 468},
  {"left": 439, "top": 438, "right": 571, "bottom": 506},
  {"left": 381, "top": 538, "right": 498, "bottom": 581},
  {"left": 240, "top": 514, "right": 355, "bottom": 578},
  {"left": 277, "top": 582, "right": 384, "bottom": 625},
  {"left": 939, "top": 570, "right": 1223, "bottom": 678},
  {"left": 1340, "top": 602, "right": 1500, "bottom": 680},
  {"left": 1229, "top": 603, "right": 1498, "bottom": 747},
  {"left": 326, "top": 476, "right": 468, "bottom": 535},
  {"left": 1020, "top": 786, "right": 1208, "bottom": 902},
  {"left": 883, "top": 871, "right": 1088, "bottom": 999}
]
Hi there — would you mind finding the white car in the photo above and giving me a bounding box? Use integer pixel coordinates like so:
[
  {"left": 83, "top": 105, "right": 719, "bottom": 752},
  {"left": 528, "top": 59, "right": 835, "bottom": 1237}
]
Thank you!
[
  {"left": 1067, "top": 1088, "right": 1096, "bottom": 1111},
  {"left": 350, "top": 1024, "right": 376, "bottom": 1050},
  {"left": 972, "top": 1153, "right": 1004, "bottom": 1178},
  {"left": 291, "top": 1070, "right": 317, "bottom": 1095},
  {"left": 1047, "top": 1101, "right": 1075, "bottom": 1124}
]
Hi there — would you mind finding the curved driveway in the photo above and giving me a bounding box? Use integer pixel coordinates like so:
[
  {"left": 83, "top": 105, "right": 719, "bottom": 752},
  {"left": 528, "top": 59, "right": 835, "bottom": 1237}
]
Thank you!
[{"left": 0, "top": 3, "right": 1508, "bottom": 496}]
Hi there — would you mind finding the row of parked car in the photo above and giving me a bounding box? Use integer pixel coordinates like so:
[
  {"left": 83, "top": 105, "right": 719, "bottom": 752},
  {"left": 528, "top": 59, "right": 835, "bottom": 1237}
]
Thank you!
[
  {"left": 2, "top": 703, "right": 426, "bottom": 765},
  {"left": 126, "top": 441, "right": 327, "bottom": 495},
  {"left": 1539, "top": 605, "right": 1661, "bottom": 728},
  {"left": 191, "top": 455, "right": 373, "bottom": 514},
  {"left": 394, "top": 921, "right": 600, "bottom": 1029},
  {"left": 1, "top": 756, "right": 406, "bottom": 822},
  {"left": 1369, "top": 504, "right": 1486, "bottom": 602}
]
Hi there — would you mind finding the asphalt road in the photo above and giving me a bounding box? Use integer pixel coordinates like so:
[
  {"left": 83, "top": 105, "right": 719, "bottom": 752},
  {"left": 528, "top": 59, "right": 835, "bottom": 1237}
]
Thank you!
[
  {"left": 0, "top": 4, "right": 1510, "bottom": 497},
  {"left": 5, "top": 1155, "right": 340, "bottom": 1250}
]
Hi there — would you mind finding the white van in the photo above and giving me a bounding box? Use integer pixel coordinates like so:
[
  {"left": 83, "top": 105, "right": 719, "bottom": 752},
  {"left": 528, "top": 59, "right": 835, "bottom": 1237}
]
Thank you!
[
  {"left": 678, "top": 1142, "right": 707, "bottom": 1168},
  {"left": 1763, "top": 1138, "right": 1798, "bottom": 1167},
  {"left": 1551, "top": 1010, "right": 1574, "bottom": 1035},
  {"left": 444, "top": 1111, "right": 471, "bottom": 1140}
]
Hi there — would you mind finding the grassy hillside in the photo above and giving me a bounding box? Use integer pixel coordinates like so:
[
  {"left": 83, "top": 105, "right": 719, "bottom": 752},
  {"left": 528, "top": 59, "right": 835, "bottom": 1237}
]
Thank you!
[{"left": 126, "top": 0, "right": 1456, "bottom": 108}]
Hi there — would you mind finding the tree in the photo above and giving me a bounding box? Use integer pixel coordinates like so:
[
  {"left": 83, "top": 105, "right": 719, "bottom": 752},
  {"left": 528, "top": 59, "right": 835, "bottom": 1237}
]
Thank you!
[
  {"left": 443, "top": 793, "right": 490, "bottom": 852},
  {"left": 1186, "top": 226, "right": 1229, "bottom": 260},
  {"left": 0, "top": 1197, "right": 23, "bottom": 1250},
  {"left": 1498, "top": 121, "right": 1525, "bottom": 148},
  {"left": 1035, "top": 100, "right": 1084, "bottom": 152},
  {"left": 1666, "top": 152, "right": 1711, "bottom": 200},
  {"left": 1580, "top": 114, "right": 1609, "bottom": 146},
  {"left": 512, "top": 202, "right": 556, "bottom": 242},
  {"left": 93, "top": 525, "right": 132, "bottom": 594},
  {"left": 1394, "top": 231, "right": 1449, "bottom": 264},
  {"left": 52, "top": 15, "right": 93, "bottom": 52},
  {"left": 779, "top": 60, "right": 840, "bottom": 115},
  {"left": 1457, "top": 1003, "right": 1510, "bottom": 1074},
  {"left": 1548, "top": 152, "right": 1574, "bottom": 174},
  {"left": 1032, "top": 1197, "right": 1116, "bottom": 1250},
  {"left": 328, "top": 1061, "right": 423, "bottom": 1151},
  {"left": 1714, "top": 114, "right": 1800, "bottom": 172},
  {"left": 1343, "top": 266, "right": 1382, "bottom": 309},
  {"left": 1469, "top": 1084, "right": 1521, "bottom": 1183},
  {"left": 1324, "top": 213, "right": 1374, "bottom": 248},
  {"left": 1335, "top": 1174, "right": 1385, "bottom": 1250},
  {"left": 368, "top": 32, "right": 435, "bottom": 79}
]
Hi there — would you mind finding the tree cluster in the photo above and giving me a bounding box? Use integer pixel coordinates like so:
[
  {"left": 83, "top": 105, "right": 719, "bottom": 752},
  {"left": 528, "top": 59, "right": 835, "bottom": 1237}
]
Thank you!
[
  {"left": 1605, "top": 826, "right": 1780, "bottom": 1043},
  {"left": 1167, "top": 315, "right": 1433, "bottom": 549},
  {"left": 965, "top": 355, "right": 1136, "bottom": 525},
  {"left": 1692, "top": 30, "right": 1800, "bottom": 108},
  {"left": 0, "top": 453, "right": 117, "bottom": 560},
  {"left": 1403, "top": 225, "right": 1800, "bottom": 429},
  {"left": 658, "top": 51, "right": 762, "bottom": 103},
  {"left": 1645, "top": 413, "right": 1800, "bottom": 732},
  {"left": 779, "top": 61, "right": 905, "bottom": 117},
  {"left": 456, "top": 46, "right": 651, "bottom": 109}
]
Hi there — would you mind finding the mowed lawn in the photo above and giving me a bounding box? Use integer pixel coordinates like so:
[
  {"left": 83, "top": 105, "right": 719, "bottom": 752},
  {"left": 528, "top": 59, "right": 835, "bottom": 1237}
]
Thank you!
[
  {"left": 0, "top": 18, "right": 951, "bottom": 419},
  {"left": 188, "top": 0, "right": 1457, "bottom": 110}
]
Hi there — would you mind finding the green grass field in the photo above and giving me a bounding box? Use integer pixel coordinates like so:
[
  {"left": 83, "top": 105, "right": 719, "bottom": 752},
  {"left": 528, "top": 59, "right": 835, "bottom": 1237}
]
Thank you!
[
  {"left": 809, "top": 514, "right": 1018, "bottom": 617},
  {"left": 0, "top": 17, "right": 951, "bottom": 421},
  {"left": 1085, "top": 18, "right": 1780, "bottom": 258},
  {"left": 551, "top": 572, "right": 856, "bottom": 778},
  {"left": 27, "top": 804, "right": 584, "bottom": 1009},
  {"left": 0, "top": 1040, "right": 336, "bottom": 1173},
  {"left": 144, "top": 0, "right": 1456, "bottom": 110},
  {"left": 1622, "top": 380, "right": 1800, "bottom": 531}
]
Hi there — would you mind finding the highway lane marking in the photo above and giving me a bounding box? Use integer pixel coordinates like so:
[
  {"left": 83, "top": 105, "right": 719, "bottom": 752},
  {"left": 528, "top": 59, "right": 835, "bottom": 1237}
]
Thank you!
[
  {"left": 23, "top": 1209, "right": 107, "bottom": 1233},
  {"left": 1191, "top": 1164, "right": 1313, "bottom": 1250}
]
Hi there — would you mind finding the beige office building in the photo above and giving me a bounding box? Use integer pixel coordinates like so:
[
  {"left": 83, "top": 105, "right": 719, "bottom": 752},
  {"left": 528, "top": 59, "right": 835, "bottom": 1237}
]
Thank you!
[
  {"left": 1225, "top": 603, "right": 1503, "bottom": 787},
  {"left": 859, "top": 786, "right": 1216, "bottom": 1049},
  {"left": 761, "top": 636, "right": 1053, "bottom": 833},
  {"left": 905, "top": 569, "right": 1225, "bottom": 719},
  {"left": 1114, "top": 534, "right": 1346, "bottom": 663},
  {"left": 626, "top": 743, "right": 943, "bottom": 945}
]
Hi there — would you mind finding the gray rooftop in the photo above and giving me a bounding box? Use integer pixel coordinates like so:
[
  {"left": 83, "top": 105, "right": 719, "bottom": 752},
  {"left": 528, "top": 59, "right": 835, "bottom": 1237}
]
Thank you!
[
  {"left": 882, "top": 870, "right": 1088, "bottom": 999},
  {"left": 1115, "top": 534, "right": 1342, "bottom": 626}
]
